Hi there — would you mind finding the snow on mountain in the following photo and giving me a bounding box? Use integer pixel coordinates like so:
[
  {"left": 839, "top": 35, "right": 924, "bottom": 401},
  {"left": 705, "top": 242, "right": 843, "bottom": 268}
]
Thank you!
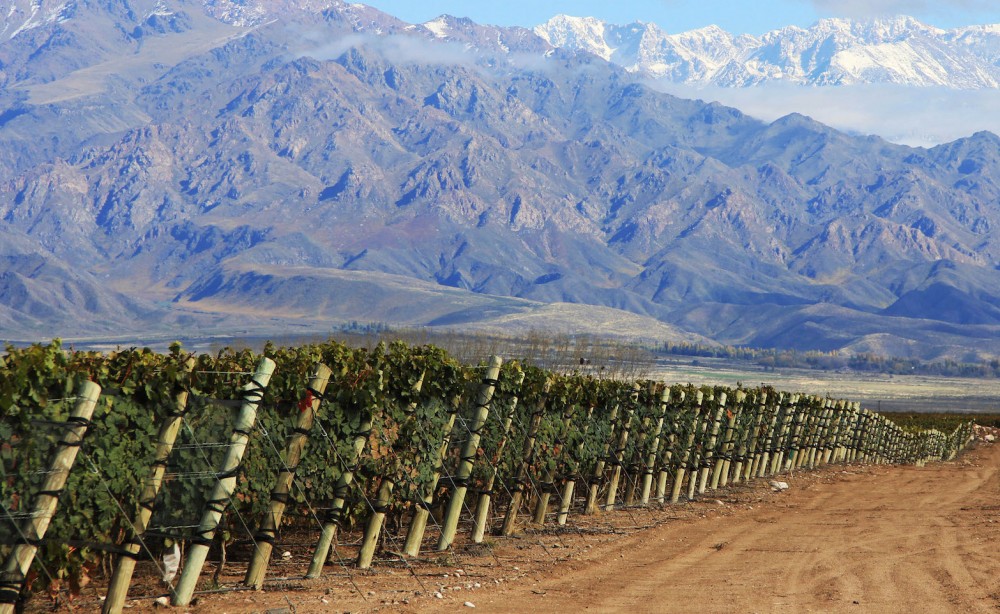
[
  {"left": 422, "top": 16, "right": 449, "bottom": 38},
  {"left": 533, "top": 15, "right": 614, "bottom": 59},
  {"left": 534, "top": 14, "right": 1000, "bottom": 88},
  {"left": 1, "top": 0, "right": 76, "bottom": 41},
  {"left": 201, "top": 0, "right": 379, "bottom": 28}
]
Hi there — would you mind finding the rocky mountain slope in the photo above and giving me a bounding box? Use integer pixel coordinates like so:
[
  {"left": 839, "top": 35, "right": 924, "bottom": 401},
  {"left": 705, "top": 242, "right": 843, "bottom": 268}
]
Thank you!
[
  {"left": 534, "top": 14, "right": 1000, "bottom": 87},
  {"left": 3, "top": 1, "right": 1000, "bottom": 358}
]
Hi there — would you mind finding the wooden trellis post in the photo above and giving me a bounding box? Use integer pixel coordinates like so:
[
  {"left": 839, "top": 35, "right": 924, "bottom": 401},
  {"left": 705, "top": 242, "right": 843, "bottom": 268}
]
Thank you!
[
  {"left": 306, "top": 373, "right": 379, "bottom": 578},
  {"left": 877, "top": 419, "right": 890, "bottom": 464},
  {"left": 687, "top": 392, "right": 713, "bottom": 500},
  {"left": 764, "top": 396, "right": 785, "bottom": 476},
  {"left": 819, "top": 401, "right": 838, "bottom": 466},
  {"left": 735, "top": 392, "right": 766, "bottom": 484},
  {"left": 604, "top": 384, "right": 638, "bottom": 511},
  {"left": 852, "top": 409, "right": 869, "bottom": 464},
  {"left": 639, "top": 387, "right": 670, "bottom": 505},
  {"left": 713, "top": 391, "right": 741, "bottom": 489},
  {"left": 172, "top": 357, "right": 275, "bottom": 607},
  {"left": 847, "top": 408, "right": 863, "bottom": 463},
  {"left": 697, "top": 392, "right": 727, "bottom": 495},
  {"left": 623, "top": 411, "right": 651, "bottom": 507},
  {"left": 104, "top": 358, "right": 195, "bottom": 614},
  {"left": 858, "top": 410, "right": 873, "bottom": 463},
  {"left": 797, "top": 398, "right": 818, "bottom": 470},
  {"left": 557, "top": 405, "right": 594, "bottom": 525},
  {"left": 405, "top": 393, "right": 463, "bottom": 555},
  {"left": 881, "top": 415, "right": 893, "bottom": 463},
  {"left": 877, "top": 418, "right": 891, "bottom": 464},
  {"left": 472, "top": 371, "right": 525, "bottom": 542},
  {"left": 827, "top": 402, "right": 848, "bottom": 464},
  {"left": 840, "top": 403, "right": 856, "bottom": 462},
  {"left": 533, "top": 402, "right": 576, "bottom": 524},
  {"left": 809, "top": 400, "right": 828, "bottom": 467},
  {"left": 803, "top": 399, "right": 826, "bottom": 469},
  {"left": 869, "top": 411, "right": 882, "bottom": 464},
  {"left": 771, "top": 394, "right": 802, "bottom": 475},
  {"left": 437, "top": 356, "right": 502, "bottom": 551},
  {"left": 0, "top": 381, "right": 101, "bottom": 614},
  {"left": 746, "top": 394, "right": 767, "bottom": 478},
  {"left": 584, "top": 402, "right": 620, "bottom": 514},
  {"left": 823, "top": 401, "right": 837, "bottom": 462},
  {"left": 654, "top": 389, "right": 683, "bottom": 503},
  {"left": 357, "top": 479, "right": 394, "bottom": 569},
  {"left": 244, "top": 364, "right": 331, "bottom": 588},
  {"left": 501, "top": 380, "right": 550, "bottom": 534},
  {"left": 671, "top": 391, "right": 703, "bottom": 503},
  {"left": 755, "top": 394, "right": 783, "bottom": 478},
  {"left": 822, "top": 401, "right": 837, "bottom": 463},
  {"left": 358, "top": 372, "right": 425, "bottom": 569},
  {"left": 790, "top": 400, "right": 806, "bottom": 471}
]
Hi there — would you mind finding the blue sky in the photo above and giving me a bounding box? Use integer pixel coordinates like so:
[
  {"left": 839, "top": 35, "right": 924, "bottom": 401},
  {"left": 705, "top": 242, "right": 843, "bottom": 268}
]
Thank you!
[{"left": 361, "top": 0, "right": 1000, "bottom": 34}]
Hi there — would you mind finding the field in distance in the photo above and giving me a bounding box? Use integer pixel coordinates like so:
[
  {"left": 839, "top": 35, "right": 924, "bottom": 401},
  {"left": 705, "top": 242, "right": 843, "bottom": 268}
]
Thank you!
[{"left": 652, "top": 355, "right": 1000, "bottom": 415}]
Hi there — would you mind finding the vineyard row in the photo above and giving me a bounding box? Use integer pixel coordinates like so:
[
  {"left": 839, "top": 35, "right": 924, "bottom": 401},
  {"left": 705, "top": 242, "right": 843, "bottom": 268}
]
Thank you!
[{"left": 0, "top": 340, "right": 975, "bottom": 612}]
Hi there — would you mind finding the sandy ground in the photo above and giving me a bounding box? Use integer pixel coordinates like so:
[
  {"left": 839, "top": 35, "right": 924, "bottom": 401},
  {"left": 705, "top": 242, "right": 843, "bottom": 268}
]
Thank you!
[
  {"left": 90, "top": 437, "right": 999, "bottom": 614},
  {"left": 468, "top": 441, "right": 1000, "bottom": 614}
]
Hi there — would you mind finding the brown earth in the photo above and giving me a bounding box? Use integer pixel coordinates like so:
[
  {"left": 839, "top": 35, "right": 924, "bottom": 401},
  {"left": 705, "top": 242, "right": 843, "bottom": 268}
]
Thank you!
[{"left": 101, "top": 438, "right": 1000, "bottom": 614}]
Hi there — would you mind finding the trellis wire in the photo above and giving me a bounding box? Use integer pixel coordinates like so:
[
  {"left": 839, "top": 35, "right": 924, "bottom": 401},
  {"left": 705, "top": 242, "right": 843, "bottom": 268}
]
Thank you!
[{"left": 0, "top": 347, "right": 976, "bottom": 608}]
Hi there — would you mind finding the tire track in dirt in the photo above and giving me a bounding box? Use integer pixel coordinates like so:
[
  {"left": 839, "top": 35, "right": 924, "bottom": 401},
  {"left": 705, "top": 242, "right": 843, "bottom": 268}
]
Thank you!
[{"left": 471, "top": 442, "right": 1000, "bottom": 613}]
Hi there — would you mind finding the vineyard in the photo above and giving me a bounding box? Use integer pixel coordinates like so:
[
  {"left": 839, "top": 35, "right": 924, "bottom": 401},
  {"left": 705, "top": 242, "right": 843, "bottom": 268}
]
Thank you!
[{"left": 0, "top": 339, "right": 976, "bottom": 612}]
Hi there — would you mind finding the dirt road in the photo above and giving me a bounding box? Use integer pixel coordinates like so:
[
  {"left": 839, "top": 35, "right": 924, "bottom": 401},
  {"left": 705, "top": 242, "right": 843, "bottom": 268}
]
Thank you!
[
  {"left": 120, "top": 440, "right": 999, "bottom": 614},
  {"left": 466, "top": 441, "right": 1000, "bottom": 614}
]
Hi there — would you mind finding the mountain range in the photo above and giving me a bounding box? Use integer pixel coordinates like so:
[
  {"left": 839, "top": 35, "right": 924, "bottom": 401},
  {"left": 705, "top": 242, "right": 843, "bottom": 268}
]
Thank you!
[
  {"left": 2, "top": 0, "right": 1000, "bottom": 360},
  {"left": 534, "top": 14, "right": 1000, "bottom": 88}
]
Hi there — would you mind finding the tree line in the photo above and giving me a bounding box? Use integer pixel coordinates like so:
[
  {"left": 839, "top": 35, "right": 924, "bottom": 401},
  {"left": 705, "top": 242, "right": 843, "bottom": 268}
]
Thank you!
[{"left": 660, "top": 342, "right": 1000, "bottom": 379}]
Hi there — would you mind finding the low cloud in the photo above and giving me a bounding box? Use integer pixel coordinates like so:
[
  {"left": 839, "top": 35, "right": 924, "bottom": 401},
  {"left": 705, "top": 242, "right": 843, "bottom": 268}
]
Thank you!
[
  {"left": 296, "top": 31, "right": 477, "bottom": 67},
  {"left": 654, "top": 81, "right": 1000, "bottom": 147}
]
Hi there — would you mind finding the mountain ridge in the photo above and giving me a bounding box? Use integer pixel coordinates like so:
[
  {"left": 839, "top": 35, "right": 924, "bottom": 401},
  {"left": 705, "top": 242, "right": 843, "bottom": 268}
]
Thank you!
[
  {"left": 534, "top": 13, "right": 1000, "bottom": 88},
  {"left": 2, "top": 1, "right": 1000, "bottom": 360}
]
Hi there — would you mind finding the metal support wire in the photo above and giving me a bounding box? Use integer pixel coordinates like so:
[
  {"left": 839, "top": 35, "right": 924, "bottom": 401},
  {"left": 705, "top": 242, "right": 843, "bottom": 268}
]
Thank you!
[
  {"left": 80, "top": 451, "right": 172, "bottom": 582},
  {"left": 178, "top": 419, "right": 262, "bottom": 553},
  {"left": 0, "top": 502, "right": 59, "bottom": 604},
  {"left": 460, "top": 410, "right": 569, "bottom": 556},
  {"left": 311, "top": 413, "right": 438, "bottom": 591}
]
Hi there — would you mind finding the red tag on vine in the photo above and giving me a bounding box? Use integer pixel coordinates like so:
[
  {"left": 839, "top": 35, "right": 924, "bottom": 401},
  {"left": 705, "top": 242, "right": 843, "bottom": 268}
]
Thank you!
[{"left": 298, "top": 390, "right": 314, "bottom": 413}]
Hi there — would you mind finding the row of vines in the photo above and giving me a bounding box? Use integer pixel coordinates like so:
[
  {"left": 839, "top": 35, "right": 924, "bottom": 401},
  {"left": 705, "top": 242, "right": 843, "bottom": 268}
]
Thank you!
[{"left": 0, "top": 339, "right": 975, "bottom": 612}]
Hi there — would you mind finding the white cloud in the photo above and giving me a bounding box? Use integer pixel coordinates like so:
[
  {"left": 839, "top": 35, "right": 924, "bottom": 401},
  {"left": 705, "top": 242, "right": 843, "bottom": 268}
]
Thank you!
[
  {"left": 653, "top": 81, "right": 1000, "bottom": 146},
  {"left": 296, "top": 32, "right": 477, "bottom": 67}
]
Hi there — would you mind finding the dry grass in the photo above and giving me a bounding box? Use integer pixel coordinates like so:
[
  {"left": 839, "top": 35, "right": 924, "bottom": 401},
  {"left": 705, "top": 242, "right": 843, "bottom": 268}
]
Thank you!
[{"left": 652, "top": 355, "right": 1000, "bottom": 414}]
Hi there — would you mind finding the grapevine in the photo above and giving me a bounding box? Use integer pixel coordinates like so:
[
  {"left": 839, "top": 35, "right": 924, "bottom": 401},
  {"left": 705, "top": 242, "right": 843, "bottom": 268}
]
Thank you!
[{"left": 0, "top": 338, "right": 977, "bottom": 607}]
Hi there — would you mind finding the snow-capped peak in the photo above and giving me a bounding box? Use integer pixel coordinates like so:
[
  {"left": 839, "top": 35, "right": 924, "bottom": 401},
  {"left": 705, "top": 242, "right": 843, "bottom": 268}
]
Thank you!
[
  {"left": 807, "top": 15, "right": 944, "bottom": 42},
  {"left": 423, "top": 15, "right": 449, "bottom": 38},
  {"left": 535, "top": 14, "right": 1000, "bottom": 88},
  {"left": 534, "top": 14, "right": 616, "bottom": 60}
]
